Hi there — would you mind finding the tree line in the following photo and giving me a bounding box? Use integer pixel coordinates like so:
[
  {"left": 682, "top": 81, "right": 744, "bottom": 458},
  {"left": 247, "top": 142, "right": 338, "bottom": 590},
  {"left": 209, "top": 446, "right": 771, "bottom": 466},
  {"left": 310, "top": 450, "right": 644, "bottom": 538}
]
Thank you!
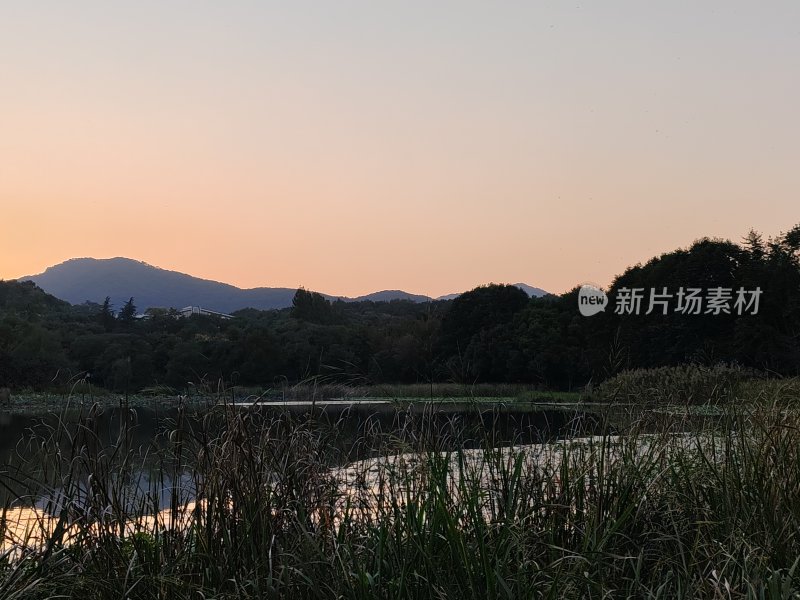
[{"left": 1, "top": 225, "right": 798, "bottom": 393}]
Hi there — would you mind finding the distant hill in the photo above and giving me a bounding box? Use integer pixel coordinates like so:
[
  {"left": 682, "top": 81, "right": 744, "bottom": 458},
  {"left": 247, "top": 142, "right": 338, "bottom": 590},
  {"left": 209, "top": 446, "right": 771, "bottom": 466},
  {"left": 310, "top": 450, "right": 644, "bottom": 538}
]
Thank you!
[
  {"left": 18, "top": 257, "right": 549, "bottom": 312},
  {"left": 510, "top": 283, "right": 549, "bottom": 298},
  {"left": 19, "top": 258, "right": 298, "bottom": 313},
  {"left": 436, "top": 283, "right": 549, "bottom": 301},
  {"left": 0, "top": 279, "right": 72, "bottom": 313},
  {"left": 350, "top": 290, "right": 434, "bottom": 303}
]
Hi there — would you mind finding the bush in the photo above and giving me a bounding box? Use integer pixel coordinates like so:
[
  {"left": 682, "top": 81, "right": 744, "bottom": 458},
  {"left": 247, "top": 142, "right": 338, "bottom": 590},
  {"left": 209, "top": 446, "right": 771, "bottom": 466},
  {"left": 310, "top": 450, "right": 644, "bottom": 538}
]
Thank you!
[{"left": 594, "top": 363, "right": 762, "bottom": 405}]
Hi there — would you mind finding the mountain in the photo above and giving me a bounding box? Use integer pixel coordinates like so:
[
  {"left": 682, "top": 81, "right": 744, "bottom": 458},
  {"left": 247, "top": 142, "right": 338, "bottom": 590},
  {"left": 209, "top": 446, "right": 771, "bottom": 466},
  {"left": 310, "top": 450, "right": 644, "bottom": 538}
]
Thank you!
[
  {"left": 17, "top": 257, "right": 549, "bottom": 312},
  {"left": 351, "top": 290, "right": 433, "bottom": 303},
  {"left": 436, "top": 283, "right": 549, "bottom": 301},
  {"left": 510, "top": 283, "right": 549, "bottom": 298},
  {"left": 19, "top": 258, "right": 297, "bottom": 313}
]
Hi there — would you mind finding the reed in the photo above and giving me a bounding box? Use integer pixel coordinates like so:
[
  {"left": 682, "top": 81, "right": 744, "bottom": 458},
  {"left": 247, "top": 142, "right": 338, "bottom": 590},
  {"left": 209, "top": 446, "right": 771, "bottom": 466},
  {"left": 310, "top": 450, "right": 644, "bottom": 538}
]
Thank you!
[{"left": 2, "top": 393, "right": 800, "bottom": 598}]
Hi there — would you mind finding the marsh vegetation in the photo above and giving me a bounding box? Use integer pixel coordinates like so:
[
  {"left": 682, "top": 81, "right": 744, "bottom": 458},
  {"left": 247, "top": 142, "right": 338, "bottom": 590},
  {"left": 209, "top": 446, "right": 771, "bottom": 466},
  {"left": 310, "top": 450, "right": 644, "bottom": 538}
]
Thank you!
[{"left": 2, "top": 371, "right": 800, "bottom": 599}]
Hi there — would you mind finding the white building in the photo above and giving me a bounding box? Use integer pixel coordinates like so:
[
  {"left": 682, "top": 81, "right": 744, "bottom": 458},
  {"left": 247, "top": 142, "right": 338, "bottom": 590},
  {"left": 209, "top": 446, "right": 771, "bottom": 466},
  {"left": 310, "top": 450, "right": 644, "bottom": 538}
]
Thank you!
[{"left": 179, "top": 306, "right": 233, "bottom": 320}]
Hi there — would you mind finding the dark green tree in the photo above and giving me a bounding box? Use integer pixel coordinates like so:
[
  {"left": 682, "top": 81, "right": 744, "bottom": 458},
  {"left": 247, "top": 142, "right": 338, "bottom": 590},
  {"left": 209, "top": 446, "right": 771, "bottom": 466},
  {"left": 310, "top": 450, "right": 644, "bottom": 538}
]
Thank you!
[
  {"left": 99, "top": 296, "right": 115, "bottom": 332},
  {"left": 291, "top": 288, "right": 333, "bottom": 324},
  {"left": 118, "top": 297, "right": 137, "bottom": 325},
  {"left": 438, "top": 284, "right": 529, "bottom": 368}
]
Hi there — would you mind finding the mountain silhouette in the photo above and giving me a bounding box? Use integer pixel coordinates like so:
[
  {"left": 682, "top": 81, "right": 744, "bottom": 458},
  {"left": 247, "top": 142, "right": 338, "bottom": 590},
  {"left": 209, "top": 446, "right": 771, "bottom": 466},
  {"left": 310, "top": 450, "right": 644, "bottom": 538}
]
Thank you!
[{"left": 18, "top": 257, "right": 548, "bottom": 312}]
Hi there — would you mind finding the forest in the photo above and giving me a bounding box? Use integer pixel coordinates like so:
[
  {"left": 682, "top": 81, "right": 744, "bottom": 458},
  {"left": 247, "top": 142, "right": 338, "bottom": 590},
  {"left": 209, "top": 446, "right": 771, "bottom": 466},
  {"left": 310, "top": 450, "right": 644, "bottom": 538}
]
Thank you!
[{"left": 1, "top": 225, "right": 799, "bottom": 393}]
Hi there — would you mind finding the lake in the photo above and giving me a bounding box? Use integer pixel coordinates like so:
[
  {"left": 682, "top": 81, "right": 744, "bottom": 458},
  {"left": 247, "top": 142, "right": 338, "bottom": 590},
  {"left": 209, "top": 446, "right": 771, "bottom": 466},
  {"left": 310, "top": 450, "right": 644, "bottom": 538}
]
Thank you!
[{"left": 0, "top": 400, "right": 605, "bottom": 511}]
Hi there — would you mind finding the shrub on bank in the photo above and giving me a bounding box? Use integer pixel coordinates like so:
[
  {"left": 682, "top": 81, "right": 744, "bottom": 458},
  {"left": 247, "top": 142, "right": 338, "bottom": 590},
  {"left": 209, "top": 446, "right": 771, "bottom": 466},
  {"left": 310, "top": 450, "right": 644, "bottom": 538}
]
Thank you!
[{"left": 594, "top": 363, "right": 763, "bottom": 405}]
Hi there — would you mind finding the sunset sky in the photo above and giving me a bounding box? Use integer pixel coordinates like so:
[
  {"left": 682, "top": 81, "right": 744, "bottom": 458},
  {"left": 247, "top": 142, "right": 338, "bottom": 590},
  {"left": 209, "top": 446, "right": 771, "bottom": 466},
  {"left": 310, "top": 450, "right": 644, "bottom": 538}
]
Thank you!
[{"left": 2, "top": 2, "right": 798, "bottom": 298}]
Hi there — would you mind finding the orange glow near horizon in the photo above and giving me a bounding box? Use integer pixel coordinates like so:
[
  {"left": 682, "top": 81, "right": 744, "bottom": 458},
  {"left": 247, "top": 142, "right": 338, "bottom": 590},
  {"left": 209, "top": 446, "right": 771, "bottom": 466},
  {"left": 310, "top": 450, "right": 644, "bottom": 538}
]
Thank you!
[{"left": 2, "top": 3, "right": 799, "bottom": 298}]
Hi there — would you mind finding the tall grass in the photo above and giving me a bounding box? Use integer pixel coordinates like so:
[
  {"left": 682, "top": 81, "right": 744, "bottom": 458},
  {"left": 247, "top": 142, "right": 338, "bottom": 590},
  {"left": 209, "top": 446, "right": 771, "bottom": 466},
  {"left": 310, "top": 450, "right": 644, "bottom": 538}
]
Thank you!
[
  {"left": 594, "top": 363, "right": 764, "bottom": 406},
  {"left": 251, "top": 381, "right": 567, "bottom": 402},
  {"left": 2, "top": 397, "right": 800, "bottom": 598}
]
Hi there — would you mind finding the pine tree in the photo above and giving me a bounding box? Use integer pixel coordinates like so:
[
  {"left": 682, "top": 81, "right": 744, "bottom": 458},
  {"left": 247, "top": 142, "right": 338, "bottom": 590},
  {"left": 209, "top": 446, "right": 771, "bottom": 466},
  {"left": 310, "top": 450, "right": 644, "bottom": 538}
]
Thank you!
[
  {"left": 118, "top": 297, "right": 137, "bottom": 325},
  {"left": 99, "top": 296, "right": 115, "bottom": 332}
]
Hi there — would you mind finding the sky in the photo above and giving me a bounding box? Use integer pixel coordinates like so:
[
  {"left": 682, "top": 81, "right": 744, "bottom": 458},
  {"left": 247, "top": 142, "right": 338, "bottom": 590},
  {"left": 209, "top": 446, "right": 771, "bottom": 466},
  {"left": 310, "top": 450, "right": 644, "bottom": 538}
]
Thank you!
[{"left": 1, "top": 1, "right": 798, "bottom": 297}]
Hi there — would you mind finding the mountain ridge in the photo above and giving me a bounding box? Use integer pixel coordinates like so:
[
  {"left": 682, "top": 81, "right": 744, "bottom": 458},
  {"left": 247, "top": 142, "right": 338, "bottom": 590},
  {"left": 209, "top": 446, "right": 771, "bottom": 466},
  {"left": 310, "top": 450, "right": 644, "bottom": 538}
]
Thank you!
[{"left": 16, "top": 257, "right": 549, "bottom": 312}]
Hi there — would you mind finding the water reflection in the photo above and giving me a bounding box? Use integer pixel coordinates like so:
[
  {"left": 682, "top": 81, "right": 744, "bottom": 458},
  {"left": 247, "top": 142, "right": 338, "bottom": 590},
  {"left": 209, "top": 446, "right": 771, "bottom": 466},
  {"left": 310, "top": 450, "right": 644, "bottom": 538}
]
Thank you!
[{"left": 0, "top": 402, "right": 600, "bottom": 511}]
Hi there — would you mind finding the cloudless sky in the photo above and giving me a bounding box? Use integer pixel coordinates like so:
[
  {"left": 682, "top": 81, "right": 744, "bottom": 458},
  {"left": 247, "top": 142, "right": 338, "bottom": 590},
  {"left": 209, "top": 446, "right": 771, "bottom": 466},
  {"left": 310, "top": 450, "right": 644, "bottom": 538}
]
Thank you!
[{"left": 1, "top": 1, "right": 798, "bottom": 297}]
